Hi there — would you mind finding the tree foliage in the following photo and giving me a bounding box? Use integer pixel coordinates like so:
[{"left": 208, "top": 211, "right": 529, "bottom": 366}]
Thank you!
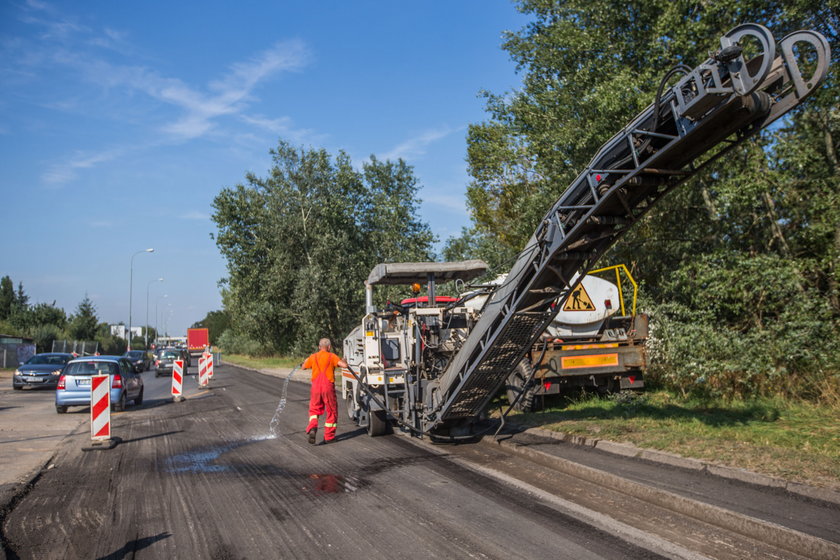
[
  {"left": 453, "top": 1, "right": 840, "bottom": 400},
  {"left": 213, "top": 141, "right": 435, "bottom": 354},
  {"left": 68, "top": 295, "right": 99, "bottom": 341}
]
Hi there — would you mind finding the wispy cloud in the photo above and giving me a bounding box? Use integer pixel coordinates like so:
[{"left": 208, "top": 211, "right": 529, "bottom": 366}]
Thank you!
[
  {"left": 158, "top": 41, "right": 310, "bottom": 140},
  {"left": 239, "top": 113, "right": 321, "bottom": 144},
  {"left": 42, "top": 148, "right": 125, "bottom": 184},
  {"left": 380, "top": 126, "right": 460, "bottom": 161},
  {"left": 7, "top": 3, "right": 313, "bottom": 184},
  {"left": 57, "top": 40, "right": 310, "bottom": 141}
]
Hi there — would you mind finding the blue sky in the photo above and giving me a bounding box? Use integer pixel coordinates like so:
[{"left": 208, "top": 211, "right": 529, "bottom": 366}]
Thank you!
[{"left": 0, "top": 0, "right": 528, "bottom": 336}]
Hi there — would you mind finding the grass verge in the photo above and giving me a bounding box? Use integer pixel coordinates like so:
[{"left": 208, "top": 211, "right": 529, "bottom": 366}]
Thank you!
[
  {"left": 222, "top": 353, "right": 304, "bottom": 371},
  {"left": 511, "top": 390, "right": 840, "bottom": 490}
]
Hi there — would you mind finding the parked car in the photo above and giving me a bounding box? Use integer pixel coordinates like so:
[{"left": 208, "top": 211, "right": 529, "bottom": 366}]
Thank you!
[
  {"left": 123, "top": 350, "right": 151, "bottom": 372},
  {"left": 55, "top": 356, "right": 144, "bottom": 413},
  {"left": 154, "top": 348, "right": 183, "bottom": 377},
  {"left": 13, "top": 353, "right": 74, "bottom": 390}
]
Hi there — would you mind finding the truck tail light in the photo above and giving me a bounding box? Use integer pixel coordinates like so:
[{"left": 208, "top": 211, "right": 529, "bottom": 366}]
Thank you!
[
  {"left": 57, "top": 375, "right": 66, "bottom": 390},
  {"left": 112, "top": 374, "right": 123, "bottom": 389},
  {"left": 604, "top": 299, "right": 612, "bottom": 309}
]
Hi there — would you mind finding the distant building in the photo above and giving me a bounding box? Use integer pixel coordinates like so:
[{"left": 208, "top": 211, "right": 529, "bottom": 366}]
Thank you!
[{"left": 109, "top": 325, "right": 143, "bottom": 339}]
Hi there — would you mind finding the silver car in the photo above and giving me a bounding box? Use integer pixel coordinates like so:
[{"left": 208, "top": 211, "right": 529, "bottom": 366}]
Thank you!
[{"left": 55, "top": 356, "right": 144, "bottom": 413}]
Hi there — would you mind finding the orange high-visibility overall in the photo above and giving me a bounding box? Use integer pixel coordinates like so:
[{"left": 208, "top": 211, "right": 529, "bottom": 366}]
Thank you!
[{"left": 303, "top": 350, "right": 340, "bottom": 441}]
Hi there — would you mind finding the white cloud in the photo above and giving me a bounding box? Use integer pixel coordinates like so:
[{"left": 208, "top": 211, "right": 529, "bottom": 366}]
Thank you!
[
  {"left": 380, "top": 126, "right": 460, "bottom": 161},
  {"left": 239, "top": 113, "right": 321, "bottom": 144},
  {"left": 157, "top": 40, "right": 310, "bottom": 140}
]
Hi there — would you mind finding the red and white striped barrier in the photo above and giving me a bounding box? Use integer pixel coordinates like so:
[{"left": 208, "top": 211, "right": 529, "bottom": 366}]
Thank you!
[
  {"left": 90, "top": 374, "right": 111, "bottom": 442},
  {"left": 206, "top": 353, "right": 214, "bottom": 379},
  {"left": 198, "top": 355, "right": 209, "bottom": 387},
  {"left": 171, "top": 359, "right": 184, "bottom": 400}
]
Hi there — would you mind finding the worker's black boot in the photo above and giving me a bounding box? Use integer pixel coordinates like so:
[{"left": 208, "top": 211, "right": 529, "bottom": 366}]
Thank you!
[{"left": 308, "top": 427, "right": 317, "bottom": 444}]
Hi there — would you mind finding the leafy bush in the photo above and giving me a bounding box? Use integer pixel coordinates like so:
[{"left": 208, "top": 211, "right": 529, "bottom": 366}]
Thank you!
[{"left": 217, "top": 329, "right": 273, "bottom": 357}]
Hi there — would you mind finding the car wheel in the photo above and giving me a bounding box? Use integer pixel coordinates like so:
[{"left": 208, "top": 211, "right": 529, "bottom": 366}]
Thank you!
[
  {"left": 13, "top": 385, "right": 22, "bottom": 390},
  {"left": 155, "top": 371, "right": 160, "bottom": 378},
  {"left": 135, "top": 387, "right": 144, "bottom": 406},
  {"left": 112, "top": 392, "right": 126, "bottom": 412},
  {"left": 56, "top": 405, "right": 67, "bottom": 413}
]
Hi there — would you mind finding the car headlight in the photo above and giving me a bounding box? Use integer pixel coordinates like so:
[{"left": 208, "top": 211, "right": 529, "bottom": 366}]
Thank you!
[
  {"left": 52, "top": 369, "right": 62, "bottom": 375},
  {"left": 14, "top": 370, "right": 21, "bottom": 376}
]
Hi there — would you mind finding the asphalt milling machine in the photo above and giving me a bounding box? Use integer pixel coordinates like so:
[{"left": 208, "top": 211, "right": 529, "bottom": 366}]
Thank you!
[{"left": 342, "top": 23, "right": 830, "bottom": 441}]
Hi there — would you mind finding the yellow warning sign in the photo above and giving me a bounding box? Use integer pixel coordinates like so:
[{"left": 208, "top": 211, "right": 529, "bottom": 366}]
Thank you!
[{"left": 563, "top": 283, "right": 596, "bottom": 311}]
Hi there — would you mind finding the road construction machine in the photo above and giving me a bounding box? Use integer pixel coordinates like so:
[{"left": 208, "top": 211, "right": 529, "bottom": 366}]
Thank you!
[{"left": 342, "top": 23, "right": 830, "bottom": 439}]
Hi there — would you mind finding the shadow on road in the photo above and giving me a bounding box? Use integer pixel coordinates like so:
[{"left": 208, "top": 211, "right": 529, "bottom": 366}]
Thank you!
[
  {"left": 333, "top": 427, "right": 366, "bottom": 442},
  {"left": 96, "top": 531, "right": 171, "bottom": 560}
]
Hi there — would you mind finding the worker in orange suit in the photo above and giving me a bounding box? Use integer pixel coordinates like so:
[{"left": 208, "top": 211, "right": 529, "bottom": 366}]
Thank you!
[{"left": 301, "top": 338, "right": 347, "bottom": 445}]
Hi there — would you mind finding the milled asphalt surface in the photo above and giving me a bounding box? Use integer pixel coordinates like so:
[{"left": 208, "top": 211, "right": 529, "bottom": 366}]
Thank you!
[{"left": 2, "top": 363, "right": 839, "bottom": 560}]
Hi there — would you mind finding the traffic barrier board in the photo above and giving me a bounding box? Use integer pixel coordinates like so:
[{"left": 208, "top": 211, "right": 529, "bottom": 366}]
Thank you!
[
  {"left": 198, "top": 355, "right": 209, "bottom": 387},
  {"left": 172, "top": 359, "right": 184, "bottom": 399},
  {"left": 90, "top": 374, "right": 111, "bottom": 442},
  {"left": 207, "top": 353, "right": 214, "bottom": 378}
]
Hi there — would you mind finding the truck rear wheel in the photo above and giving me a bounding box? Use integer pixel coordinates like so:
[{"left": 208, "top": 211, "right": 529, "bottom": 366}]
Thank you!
[
  {"left": 367, "top": 410, "right": 388, "bottom": 436},
  {"left": 506, "top": 358, "right": 539, "bottom": 412}
]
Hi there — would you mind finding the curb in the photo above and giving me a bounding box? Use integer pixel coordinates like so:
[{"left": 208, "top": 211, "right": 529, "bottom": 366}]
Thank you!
[
  {"left": 517, "top": 424, "right": 840, "bottom": 506},
  {"left": 485, "top": 435, "right": 840, "bottom": 560}
]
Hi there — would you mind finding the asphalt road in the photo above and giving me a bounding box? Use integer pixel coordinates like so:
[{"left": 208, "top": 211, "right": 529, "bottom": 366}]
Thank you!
[{"left": 2, "top": 364, "right": 838, "bottom": 559}]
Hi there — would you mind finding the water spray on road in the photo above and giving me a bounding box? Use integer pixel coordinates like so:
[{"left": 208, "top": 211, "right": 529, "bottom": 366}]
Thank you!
[{"left": 267, "top": 367, "right": 299, "bottom": 439}]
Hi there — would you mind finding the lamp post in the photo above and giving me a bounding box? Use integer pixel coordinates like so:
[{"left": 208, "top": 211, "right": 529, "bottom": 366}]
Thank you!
[
  {"left": 155, "top": 294, "right": 168, "bottom": 345},
  {"left": 145, "top": 277, "right": 164, "bottom": 349},
  {"left": 128, "top": 248, "right": 154, "bottom": 351}
]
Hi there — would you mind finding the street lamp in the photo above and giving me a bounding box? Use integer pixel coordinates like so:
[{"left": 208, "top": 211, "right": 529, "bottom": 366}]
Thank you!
[
  {"left": 145, "top": 277, "right": 164, "bottom": 348},
  {"left": 128, "top": 248, "right": 154, "bottom": 350},
  {"left": 155, "top": 294, "right": 168, "bottom": 345}
]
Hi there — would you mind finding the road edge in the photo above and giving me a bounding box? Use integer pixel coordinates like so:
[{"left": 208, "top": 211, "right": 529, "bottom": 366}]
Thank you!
[{"left": 513, "top": 423, "right": 840, "bottom": 506}]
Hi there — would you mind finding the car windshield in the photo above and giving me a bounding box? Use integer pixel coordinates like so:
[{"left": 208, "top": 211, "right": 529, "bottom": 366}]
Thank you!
[
  {"left": 65, "top": 361, "right": 117, "bottom": 376},
  {"left": 162, "top": 351, "right": 179, "bottom": 359},
  {"left": 25, "top": 355, "right": 69, "bottom": 366},
  {"left": 125, "top": 351, "right": 144, "bottom": 358}
]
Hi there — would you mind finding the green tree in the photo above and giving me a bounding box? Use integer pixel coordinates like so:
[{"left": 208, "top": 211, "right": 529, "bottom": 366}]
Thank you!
[
  {"left": 8, "top": 281, "right": 30, "bottom": 330},
  {"left": 213, "top": 140, "right": 435, "bottom": 354},
  {"left": 68, "top": 295, "right": 99, "bottom": 341},
  {"left": 28, "top": 302, "right": 67, "bottom": 330},
  {"left": 0, "top": 276, "right": 14, "bottom": 320}
]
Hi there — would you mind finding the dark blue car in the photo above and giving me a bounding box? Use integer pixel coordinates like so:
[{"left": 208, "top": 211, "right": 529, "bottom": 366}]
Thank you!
[{"left": 13, "top": 353, "right": 74, "bottom": 389}]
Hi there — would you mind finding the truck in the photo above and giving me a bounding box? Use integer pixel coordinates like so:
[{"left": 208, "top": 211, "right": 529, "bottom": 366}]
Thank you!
[
  {"left": 491, "top": 265, "right": 648, "bottom": 411},
  {"left": 342, "top": 23, "right": 829, "bottom": 440},
  {"left": 186, "top": 328, "right": 209, "bottom": 362}
]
